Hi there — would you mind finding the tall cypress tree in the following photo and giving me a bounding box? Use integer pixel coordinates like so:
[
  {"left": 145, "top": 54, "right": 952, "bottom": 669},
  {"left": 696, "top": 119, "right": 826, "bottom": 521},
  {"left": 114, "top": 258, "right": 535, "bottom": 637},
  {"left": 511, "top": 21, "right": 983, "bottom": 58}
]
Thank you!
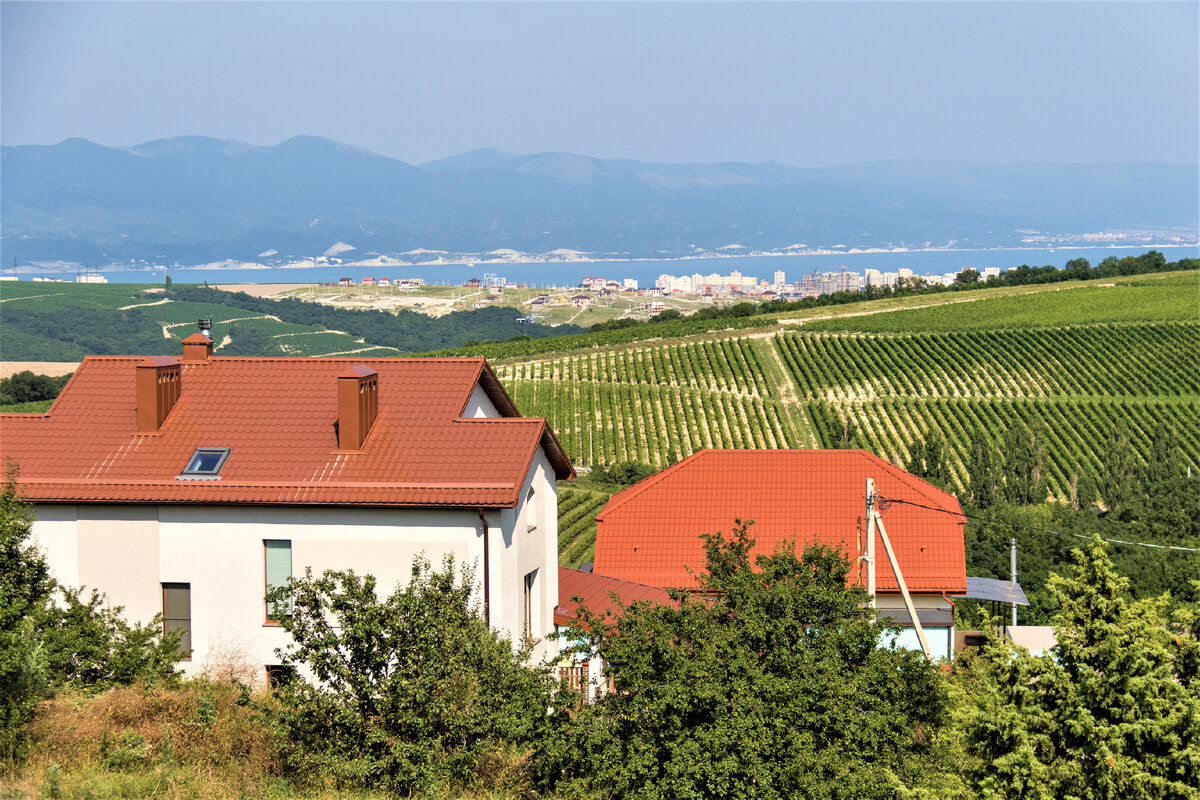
[
  {"left": 1101, "top": 420, "right": 1137, "bottom": 513},
  {"left": 968, "top": 426, "right": 1000, "bottom": 509}
]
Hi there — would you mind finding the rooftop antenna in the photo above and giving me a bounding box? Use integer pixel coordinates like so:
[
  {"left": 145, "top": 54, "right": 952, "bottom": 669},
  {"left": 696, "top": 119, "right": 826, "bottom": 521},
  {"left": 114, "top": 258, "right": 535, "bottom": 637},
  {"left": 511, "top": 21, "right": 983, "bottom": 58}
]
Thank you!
[{"left": 198, "top": 318, "right": 213, "bottom": 338}]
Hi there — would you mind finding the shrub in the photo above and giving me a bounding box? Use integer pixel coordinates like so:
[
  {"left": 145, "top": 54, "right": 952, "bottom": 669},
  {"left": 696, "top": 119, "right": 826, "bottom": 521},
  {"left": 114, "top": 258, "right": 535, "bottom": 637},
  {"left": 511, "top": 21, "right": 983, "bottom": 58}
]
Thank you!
[{"left": 266, "top": 555, "right": 555, "bottom": 795}]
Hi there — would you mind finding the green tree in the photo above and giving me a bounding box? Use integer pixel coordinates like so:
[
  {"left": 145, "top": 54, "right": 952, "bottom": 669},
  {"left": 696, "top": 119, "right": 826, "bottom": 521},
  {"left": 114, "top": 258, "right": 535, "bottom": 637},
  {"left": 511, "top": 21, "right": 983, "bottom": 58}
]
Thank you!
[
  {"left": 968, "top": 427, "right": 1001, "bottom": 509},
  {"left": 267, "top": 555, "right": 554, "bottom": 795},
  {"left": 0, "top": 464, "right": 182, "bottom": 759},
  {"left": 1145, "top": 421, "right": 1184, "bottom": 486},
  {"left": 0, "top": 465, "right": 51, "bottom": 759},
  {"left": 958, "top": 539, "right": 1200, "bottom": 799},
  {"left": 1002, "top": 417, "right": 1047, "bottom": 504},
  {"left": 1074, "top": 467, "right": 1098, "bottom": 512},
  {"left": 907, "top": 428, "right": 951, "bottom": 489},
  {"left": 1101, "top": 420, "right": 1138, "bottom": 513},
  {"left": 36, "top": 587, "right": 181, "bottom": 689},
  {"left": 955, "top": 268, "right": 980, "bottom": 284},
  {"left": 547, "top": 522, "right": 956, "bottom": 799}
]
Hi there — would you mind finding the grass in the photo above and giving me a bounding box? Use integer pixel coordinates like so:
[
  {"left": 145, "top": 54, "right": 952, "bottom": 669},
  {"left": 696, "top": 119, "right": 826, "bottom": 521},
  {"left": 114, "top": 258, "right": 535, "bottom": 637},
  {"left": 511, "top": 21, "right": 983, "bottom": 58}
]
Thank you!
[
  {"left": 0, "top": 399, "right": 54, "bottom": 413},
  {"left": 4, "top": 679, "right": 550, "bottom": 800},
  {"left": 801, "top": 271, "right": 1200, "bottom": 331}
]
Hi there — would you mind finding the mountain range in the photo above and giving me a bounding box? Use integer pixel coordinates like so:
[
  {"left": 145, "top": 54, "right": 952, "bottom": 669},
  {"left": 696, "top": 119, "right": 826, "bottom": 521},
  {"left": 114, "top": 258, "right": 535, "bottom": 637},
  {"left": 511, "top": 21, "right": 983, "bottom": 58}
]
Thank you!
[{"left": 2, "top": 136, "right": 1196, "bottom": 267}]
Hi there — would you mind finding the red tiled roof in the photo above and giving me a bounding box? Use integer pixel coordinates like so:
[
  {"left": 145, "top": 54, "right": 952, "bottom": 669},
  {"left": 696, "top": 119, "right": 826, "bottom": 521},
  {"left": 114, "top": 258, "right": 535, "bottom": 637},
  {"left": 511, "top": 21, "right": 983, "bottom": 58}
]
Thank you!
[
  {"left": 1, "top": 356, "right": 573, "bottom": 507},
  {"left": 555, "top": 566, "right": 675, "bottom": 626},
  {"left": 592, "top": 449, "right": 965, "bottom": 593}
]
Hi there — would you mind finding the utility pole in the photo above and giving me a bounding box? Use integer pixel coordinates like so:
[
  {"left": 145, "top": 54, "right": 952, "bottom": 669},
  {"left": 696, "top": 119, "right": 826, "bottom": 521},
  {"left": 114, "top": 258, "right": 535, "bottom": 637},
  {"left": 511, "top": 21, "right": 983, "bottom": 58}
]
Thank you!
[
  {"left": 865, "top": 478, "right": 877, "bottom": 609},
  {"left": 1010, "top": 537, "right": 1018, "bottom": 628},
  {"left": 865, "top": 478, "right": 933, "bottom": 661}
]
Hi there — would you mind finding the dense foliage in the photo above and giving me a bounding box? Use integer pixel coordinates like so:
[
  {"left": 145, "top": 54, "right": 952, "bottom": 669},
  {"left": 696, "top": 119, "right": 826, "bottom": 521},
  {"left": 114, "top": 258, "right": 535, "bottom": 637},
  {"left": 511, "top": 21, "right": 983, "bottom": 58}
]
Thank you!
[
  {"left": 960, "top": 479, "right": 1200, "bottom": 625},
  {"left": 0, "top": 469, "right": 181, "bottom": 759},
  {"left": 266, "top": 556, "right": 555, "bottom": 795},
  {"left": 546, "top": 523, "right": 956, "bottom": 799},
  {"left": 958, "top": 540, "right": 1200, "bottom": 798},
  {"left": 0, "top": 371, "right": 72, "bottom": 406}
]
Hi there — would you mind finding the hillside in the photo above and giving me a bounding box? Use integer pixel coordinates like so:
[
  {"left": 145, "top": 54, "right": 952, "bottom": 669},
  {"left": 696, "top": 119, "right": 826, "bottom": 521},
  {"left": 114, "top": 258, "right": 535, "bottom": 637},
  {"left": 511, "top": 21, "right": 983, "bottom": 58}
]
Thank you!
[
  {"left": 492, "top": 270, "right": 1200, "bottom": 504},
  {"left": 3, "top": 136, "right": 1195, "bottom": 266},
  {"left": 0, "top": 282, "right": 578, "bottom": 361}
]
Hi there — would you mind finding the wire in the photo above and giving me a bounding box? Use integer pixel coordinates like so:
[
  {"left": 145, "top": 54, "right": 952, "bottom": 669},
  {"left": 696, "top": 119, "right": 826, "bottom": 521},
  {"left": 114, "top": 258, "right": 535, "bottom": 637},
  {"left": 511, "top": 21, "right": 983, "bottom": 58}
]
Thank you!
[{"left": 872, "top": 494, "right": 1200, "bottom": 554}]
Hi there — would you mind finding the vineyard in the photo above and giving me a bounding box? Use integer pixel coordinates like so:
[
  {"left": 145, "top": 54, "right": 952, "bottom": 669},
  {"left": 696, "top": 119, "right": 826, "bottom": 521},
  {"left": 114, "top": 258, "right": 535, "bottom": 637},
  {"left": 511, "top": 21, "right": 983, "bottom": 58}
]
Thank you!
[
  {"left": 503, "top": 314, "right": 1198, "bottom": 504},
  {"left": 802, "top": 271, "right": 1200, "bottom": 331},
  {"left": 495, "top": 338, "right": 811, "bottom": 468},
  {"left": 557, "top": 488, "right": 613, "bottom": 568}
]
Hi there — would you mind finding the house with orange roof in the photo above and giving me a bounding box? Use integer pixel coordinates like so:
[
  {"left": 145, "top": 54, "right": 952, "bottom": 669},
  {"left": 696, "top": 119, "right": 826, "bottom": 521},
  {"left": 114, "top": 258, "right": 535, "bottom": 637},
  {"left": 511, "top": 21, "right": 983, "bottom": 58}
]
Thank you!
[
  {"left": 0, "top": 329, "right": 574, "bottom": 680},
  {"left": 591, "top": 449, "right": 967, "bottom": 659}
]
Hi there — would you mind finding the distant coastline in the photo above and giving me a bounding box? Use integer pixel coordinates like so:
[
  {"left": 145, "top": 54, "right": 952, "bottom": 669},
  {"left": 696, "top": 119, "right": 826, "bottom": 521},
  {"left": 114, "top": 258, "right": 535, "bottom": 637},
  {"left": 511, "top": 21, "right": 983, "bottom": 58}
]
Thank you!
[{"left": 8, "top": 241, "right": 1198, "bottom": 277}]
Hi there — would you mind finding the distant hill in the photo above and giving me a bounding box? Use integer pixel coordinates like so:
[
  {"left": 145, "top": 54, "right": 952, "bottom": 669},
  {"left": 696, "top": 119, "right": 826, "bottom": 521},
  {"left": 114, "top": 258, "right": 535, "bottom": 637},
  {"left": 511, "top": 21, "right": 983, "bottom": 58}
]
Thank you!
[{"left": 2, "top": 136, "right": 1196, "bottom": 267}]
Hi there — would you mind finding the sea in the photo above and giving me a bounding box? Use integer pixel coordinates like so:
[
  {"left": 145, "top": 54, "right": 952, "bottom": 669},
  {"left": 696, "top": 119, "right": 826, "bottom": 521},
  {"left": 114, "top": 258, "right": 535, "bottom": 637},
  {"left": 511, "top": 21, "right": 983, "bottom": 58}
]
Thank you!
[{"left": 9, "top": 245, "right": 1199, "bottom": 288}]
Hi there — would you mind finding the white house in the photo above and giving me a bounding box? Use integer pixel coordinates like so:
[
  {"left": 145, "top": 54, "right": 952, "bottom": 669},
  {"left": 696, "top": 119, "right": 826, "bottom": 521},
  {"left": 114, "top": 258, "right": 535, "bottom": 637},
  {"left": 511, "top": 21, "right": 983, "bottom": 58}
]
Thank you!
[{"left": 0, "top": 333, "right": 574, "bottom": 680}]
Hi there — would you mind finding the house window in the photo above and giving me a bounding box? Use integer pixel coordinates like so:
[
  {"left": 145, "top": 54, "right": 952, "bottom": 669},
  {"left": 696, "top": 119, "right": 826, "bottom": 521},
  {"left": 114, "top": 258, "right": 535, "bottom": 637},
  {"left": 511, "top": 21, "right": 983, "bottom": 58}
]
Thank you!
[
  {"left": 525, "top": 486, "right": 537, "bottom": 533},
  {"left": 162, "top": 582, "right": 191, "bottom": 659},
  {"left": 264, "top": 540, "right": 292, "bottom": 622},
  {"left": 265, "top": 664, "right": 296, "bottom": 690},
  {"left": 523, "top": 569, "right": 539, "bottom": 644},
  {"left": 178, "top": 447, "right": 230, "bottom": 480}
]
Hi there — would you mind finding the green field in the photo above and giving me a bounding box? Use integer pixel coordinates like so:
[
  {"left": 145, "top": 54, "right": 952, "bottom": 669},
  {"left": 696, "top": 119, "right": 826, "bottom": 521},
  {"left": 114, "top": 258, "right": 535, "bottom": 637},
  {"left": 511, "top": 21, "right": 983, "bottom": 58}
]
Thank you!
[
  {"left": 801, "top": 271, "right": 1200, "bottom": 331},
  {"left": 503, "top": 271, "right": 1200, "bottom": 515}
]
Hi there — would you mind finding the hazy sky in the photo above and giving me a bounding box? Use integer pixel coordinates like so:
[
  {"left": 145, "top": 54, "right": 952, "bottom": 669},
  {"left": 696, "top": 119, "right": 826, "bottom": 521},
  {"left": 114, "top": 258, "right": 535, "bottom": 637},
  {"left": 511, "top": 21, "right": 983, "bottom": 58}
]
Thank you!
[{"left": 2, "top": 1, "right": 1197, "bottom": 166}]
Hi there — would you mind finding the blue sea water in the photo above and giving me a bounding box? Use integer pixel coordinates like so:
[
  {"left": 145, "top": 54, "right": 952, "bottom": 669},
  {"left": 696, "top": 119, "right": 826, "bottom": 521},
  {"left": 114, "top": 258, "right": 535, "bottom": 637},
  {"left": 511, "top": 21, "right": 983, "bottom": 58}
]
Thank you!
[{"left": 9, "top": 246, "right": 1198, "bottom": 288}]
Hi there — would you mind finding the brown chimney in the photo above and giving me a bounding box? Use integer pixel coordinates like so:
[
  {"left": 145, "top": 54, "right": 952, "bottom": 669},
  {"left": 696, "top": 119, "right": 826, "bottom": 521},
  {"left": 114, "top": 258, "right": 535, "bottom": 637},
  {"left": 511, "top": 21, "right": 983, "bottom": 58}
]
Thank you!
[
  {"left": 137, "top": 356, "right": 182, "bottom": 433},
  {"left": 182, "top": 333, "right": 213, "bottom": 363},
  {"left": 337, "top": 365, "right": 379, "bottom": 450}
]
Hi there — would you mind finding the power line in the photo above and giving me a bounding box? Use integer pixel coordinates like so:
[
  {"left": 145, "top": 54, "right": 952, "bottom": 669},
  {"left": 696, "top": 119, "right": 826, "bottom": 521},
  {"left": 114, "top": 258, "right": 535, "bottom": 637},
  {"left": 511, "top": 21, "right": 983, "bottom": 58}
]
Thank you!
[{"left": 875, "top": 495, "right": 1200, "bottom": 554}]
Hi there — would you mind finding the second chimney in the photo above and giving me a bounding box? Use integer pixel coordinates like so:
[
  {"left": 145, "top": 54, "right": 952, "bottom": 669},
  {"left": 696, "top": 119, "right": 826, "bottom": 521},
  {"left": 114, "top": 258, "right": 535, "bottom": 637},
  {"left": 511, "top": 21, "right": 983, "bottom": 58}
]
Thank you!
[
  {"left": 337, "top": 365, "right": 379, "bottom": 450},
  {"left": 136, "top": 356, "right": 182, "bottom": 433},
  {"left": 182, "top": 333, "right": 213, "bottom": 363}
]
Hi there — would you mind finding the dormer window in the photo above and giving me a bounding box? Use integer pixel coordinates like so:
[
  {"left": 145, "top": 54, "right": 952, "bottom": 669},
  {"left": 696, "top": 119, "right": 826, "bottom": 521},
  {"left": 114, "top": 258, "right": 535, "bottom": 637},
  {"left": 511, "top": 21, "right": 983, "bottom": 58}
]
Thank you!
[{"left": 178, "top": 447, "right": 230, "bottom": 480}]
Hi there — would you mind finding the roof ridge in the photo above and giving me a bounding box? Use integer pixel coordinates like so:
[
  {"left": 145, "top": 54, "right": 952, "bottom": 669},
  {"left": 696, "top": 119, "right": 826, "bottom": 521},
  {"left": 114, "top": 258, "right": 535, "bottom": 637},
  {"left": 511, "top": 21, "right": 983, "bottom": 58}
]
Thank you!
[
  {"left": 859, "top": 450, "right": 962, "bottom": 510},
  {"left": 562, "top": 566, "right": 669, "bottom": 592},
  {"left": 597, "top": 449, "right": 711, "bottom": 519}
]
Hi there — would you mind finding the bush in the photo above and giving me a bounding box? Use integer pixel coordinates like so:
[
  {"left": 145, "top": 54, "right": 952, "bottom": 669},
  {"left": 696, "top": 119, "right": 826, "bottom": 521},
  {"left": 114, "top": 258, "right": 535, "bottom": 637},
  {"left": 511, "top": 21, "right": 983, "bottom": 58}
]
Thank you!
[
  {"left": 267, "top": 555, "right": 555, "bottom": 795},
  {"left": 545, "top": 522, "right": 956, "bottom": 799}
]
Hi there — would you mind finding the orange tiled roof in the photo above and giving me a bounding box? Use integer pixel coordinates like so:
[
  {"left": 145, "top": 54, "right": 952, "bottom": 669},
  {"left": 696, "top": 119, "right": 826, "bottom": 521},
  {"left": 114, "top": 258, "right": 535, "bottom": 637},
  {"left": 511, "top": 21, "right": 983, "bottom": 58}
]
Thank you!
[
  {"left": 555, "top": 566, "right": 675, "bottom": 626},
  {"left": 592, "top": 449, "right": 965, "bottom": 593},
  {"left": 0, "top": 355, "right": 573, "bottom": 507}
]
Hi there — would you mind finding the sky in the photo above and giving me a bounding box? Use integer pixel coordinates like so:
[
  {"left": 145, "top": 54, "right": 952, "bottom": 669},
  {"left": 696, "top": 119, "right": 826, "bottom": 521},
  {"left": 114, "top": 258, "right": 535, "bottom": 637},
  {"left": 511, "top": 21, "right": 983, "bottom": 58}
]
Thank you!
[{"left": 2, "top": 1, "right": 1197, "bottom": 167}]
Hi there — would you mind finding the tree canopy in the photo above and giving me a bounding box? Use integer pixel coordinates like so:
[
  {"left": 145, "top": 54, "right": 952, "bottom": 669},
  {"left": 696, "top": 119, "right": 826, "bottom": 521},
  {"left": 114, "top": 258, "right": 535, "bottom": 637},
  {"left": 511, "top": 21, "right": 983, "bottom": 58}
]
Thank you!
[
  {"left": 546, "top": 522, "right": 956, "bottom": 799},
  {"left": 959, "top": 539, "right": 1200, "bottom": 799}
]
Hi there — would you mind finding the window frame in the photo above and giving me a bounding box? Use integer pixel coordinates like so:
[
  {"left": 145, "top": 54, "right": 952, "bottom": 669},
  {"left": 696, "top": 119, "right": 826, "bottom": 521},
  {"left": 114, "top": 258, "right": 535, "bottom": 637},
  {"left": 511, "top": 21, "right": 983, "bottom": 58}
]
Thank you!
[
  {"left": 523, "top": 568, "right": 539, "bottom": 645},
  {"left": 525, "top": 486, "right": 538, "bottom": 533},
  {"left": 263, "top": 539, "right": 293, "bottom": 625},
  {"left": 177, "top": 447, "right": 231, "bottom": 480},
  {"left": 161, "top": 582, "right": 192, "bottom": 661}
]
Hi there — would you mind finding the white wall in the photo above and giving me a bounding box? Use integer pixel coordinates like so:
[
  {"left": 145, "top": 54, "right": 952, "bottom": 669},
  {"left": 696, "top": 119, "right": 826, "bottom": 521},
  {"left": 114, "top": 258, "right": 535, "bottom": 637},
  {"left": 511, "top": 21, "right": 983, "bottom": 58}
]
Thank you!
[
  {"left": 484, "top": 448, "right": 558, "bottom": 663},
  {"left": 462, "top": 385, "right": 500, "bottom": 418},
  {"left": 30, "top": 473, "right": 562, "bottom": 679}
]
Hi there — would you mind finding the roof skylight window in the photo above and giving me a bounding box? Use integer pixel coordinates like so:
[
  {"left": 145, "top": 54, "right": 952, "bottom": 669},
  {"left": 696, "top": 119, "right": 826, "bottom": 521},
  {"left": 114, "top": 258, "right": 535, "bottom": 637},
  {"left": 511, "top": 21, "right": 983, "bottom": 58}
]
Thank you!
[{"left": 178, "top": 447, "right": 230, "bottom": 480}]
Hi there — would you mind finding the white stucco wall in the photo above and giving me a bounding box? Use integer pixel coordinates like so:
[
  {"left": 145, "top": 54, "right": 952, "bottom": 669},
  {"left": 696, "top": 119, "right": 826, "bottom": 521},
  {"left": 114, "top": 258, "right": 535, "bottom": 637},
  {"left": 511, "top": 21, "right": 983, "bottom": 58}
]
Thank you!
[
  {"left": 483, "top": 448, "right": 558, "bottom": 663},
  {"left": 30, "top": 461, "right": 562, "bottom": 679}
]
